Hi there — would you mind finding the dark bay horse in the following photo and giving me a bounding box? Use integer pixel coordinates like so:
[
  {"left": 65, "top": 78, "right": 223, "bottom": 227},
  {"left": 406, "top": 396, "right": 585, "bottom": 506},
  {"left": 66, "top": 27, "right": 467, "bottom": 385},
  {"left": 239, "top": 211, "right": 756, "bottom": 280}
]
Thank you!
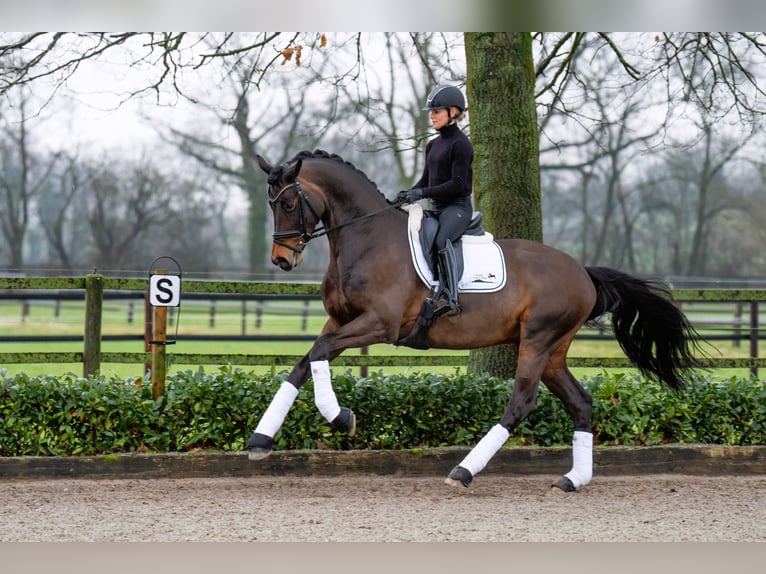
[{"left": 247, "top": 149, "right": 703, "bottom": 492}]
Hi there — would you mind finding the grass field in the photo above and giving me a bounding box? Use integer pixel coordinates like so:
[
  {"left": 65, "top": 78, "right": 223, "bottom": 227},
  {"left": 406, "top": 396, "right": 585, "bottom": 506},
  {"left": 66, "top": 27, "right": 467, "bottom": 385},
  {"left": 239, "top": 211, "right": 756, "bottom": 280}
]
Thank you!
[{"left": 0, "top": 297, "right": 760, "bottom": 381}]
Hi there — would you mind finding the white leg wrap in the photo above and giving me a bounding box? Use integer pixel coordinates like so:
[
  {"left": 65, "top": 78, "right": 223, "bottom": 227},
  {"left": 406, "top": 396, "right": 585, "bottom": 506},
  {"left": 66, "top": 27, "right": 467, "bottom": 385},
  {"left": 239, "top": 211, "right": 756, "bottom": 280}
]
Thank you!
[
  {"left": 564, "top": 430, "right": 593, "bottom": 488},
  {"left": 311, "top": 360, "right": 341, "bottom": 422},
  {"left": 457, "top": 424, "right": 510, "bottom": 477},
  {"left": 253, "top": 381, "right": 299, "bottom": 438}
]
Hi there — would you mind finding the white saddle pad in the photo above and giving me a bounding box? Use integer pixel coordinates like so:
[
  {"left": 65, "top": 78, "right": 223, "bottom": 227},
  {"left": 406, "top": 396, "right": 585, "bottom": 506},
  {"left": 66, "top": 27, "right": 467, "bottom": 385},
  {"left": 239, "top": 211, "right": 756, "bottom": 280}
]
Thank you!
[{"left": 404, "top": 203, "right": 506, "bottom": 293}]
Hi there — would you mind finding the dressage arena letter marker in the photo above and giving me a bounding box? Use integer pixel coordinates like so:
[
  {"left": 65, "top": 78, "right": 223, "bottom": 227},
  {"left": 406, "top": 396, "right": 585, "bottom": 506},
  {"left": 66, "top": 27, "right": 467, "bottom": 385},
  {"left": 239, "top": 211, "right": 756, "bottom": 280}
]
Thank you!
[
  {"left": 149, "top": 274, "right": 181, "bottom": 307},
  {"left": 146, "top": 258, "right": 182, "bottom": 400}
]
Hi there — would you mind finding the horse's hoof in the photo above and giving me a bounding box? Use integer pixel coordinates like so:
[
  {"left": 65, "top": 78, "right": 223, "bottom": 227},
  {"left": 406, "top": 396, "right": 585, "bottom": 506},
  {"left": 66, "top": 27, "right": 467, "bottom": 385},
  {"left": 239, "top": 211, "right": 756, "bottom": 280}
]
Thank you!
[
  {"left": 444, "top": 465, "right": 473, "bottom": 488},
  {"left": 330, "top": 407, "right": 356, "bottom": 436},
  {"left": 246, "top": 432, "right": 274, "bottom": 460},
  {"left": 550, "top": 476, "right": 577, "bottom": 492},
  {"left": 248, "top": 449, "right": 272, "bottom": 461}
]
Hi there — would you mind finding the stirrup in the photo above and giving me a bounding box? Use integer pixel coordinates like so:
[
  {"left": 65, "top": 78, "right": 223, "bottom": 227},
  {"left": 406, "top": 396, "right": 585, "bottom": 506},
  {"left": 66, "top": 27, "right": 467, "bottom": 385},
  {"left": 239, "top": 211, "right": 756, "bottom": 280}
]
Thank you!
[
  {"left": 433, "top": 299, "right": 461, "bottom": 318},
  {"left": 432, "top": 289, "right": 461, "bottom": 317}
]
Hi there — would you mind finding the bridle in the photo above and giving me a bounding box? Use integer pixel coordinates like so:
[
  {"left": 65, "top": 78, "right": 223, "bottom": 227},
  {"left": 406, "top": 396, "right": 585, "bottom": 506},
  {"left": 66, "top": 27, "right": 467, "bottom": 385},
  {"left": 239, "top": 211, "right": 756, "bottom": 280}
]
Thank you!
[
  {"left": 268, "top": 177, "right": 402, "bottom": 256},
  {"left": 268, "top": 180, "right": 324, "bottom": 255}
]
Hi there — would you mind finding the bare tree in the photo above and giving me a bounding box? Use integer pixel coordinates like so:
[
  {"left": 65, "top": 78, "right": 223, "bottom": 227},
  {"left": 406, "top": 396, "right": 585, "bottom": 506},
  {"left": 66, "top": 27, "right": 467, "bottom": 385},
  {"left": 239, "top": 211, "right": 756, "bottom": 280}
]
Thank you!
[
  {"left": 645, "top": 124, "right": 759, "bottom": 277},
  {"left": 36, "top": 154, "right": 83, "bottom": 269},
  {"left": 654, "top": 33, "right": 766, "bottom": 123},
  {"left": 79, "top": 155, "right": 173, "bottom": 268},
  {"left": 534, "top": 33, "right": 766, "bottom": 125},
  {"left": 141, "top": 171, "right": 234, "bottom": 274},
  {"left": 541, "top": 69, "right": 662, "bottom": 270},
  {"left": 331, "top": 33, "right": 464, "bottom": 189},
  {"left": 161, "top": 67, "right": 332, "bottom": 273},
  {"left": 0, "top": 33, "right": 297, "bottom": 103},
  {"left": 0, "top": 90, "right": 60, "bottom": 268}
]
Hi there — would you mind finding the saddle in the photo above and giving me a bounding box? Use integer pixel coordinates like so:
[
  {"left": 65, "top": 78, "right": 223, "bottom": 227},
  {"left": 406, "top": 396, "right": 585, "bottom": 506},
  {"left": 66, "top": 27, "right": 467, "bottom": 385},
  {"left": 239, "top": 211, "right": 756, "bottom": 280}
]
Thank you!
[
  {"left": 404, "top": 203, "right": 506, "bottom": 293},
  {"left": 417, "top": 209, "right": 486, "bottom": 279},
  {"left": 396, "top": 205, "right": 506, "bottom": 350}
]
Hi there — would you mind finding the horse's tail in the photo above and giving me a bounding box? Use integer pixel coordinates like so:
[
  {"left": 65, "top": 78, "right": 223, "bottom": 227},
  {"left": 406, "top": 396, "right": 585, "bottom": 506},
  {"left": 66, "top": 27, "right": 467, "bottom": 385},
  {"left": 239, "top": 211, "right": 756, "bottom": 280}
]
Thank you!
[{"left": 585, "top": 266, "right": 705, "bottom": 390}]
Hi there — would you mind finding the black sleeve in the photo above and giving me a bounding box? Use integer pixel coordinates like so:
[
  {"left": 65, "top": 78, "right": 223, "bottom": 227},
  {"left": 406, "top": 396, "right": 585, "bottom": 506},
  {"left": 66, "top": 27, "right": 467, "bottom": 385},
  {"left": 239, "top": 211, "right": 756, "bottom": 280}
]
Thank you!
[{"left": 422, "top": 138, "right": 473, "bottom": 200}]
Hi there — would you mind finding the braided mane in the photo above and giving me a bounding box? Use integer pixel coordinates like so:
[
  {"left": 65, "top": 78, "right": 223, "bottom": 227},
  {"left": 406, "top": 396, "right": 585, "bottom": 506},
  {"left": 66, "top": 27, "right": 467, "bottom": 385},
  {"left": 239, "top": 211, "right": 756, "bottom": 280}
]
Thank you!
[{"left": 291, "top": 149, "right": 387, "bottom": 200}]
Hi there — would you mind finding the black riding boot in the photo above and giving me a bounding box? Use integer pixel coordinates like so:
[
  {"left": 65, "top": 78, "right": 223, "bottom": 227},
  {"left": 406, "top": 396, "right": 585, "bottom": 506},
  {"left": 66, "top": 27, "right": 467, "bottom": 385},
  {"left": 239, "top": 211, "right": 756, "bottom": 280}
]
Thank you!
[{"left": 434, "top": 241, "right": 461, "bottom": 317}]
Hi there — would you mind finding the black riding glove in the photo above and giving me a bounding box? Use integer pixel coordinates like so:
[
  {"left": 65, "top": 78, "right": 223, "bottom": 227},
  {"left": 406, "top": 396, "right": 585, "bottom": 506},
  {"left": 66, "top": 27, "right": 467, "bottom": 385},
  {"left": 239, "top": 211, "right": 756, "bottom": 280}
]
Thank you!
[{"left": 398, "top": 188, "right": 424, "bottom": 204}]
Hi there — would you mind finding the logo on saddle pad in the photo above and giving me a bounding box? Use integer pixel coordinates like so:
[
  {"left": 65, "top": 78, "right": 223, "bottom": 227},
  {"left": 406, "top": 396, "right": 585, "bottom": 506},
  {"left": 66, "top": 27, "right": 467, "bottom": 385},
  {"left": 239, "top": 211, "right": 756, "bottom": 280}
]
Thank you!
[{"left": 404, "top": 204, "right": 506, "bottom": 293}]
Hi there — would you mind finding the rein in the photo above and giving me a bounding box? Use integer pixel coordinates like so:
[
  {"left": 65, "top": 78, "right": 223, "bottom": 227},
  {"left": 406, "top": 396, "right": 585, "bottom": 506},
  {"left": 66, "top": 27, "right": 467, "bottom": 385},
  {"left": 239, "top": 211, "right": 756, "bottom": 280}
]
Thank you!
[{"left": 269, "top": 180, "right": 402, "bottom": 251}]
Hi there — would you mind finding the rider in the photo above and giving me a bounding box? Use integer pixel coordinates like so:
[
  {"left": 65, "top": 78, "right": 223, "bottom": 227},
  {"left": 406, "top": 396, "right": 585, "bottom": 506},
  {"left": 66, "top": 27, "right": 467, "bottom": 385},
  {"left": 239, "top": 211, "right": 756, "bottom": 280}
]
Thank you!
[{"left": 397, "top": 83, "right": 474, "bottom": 317}]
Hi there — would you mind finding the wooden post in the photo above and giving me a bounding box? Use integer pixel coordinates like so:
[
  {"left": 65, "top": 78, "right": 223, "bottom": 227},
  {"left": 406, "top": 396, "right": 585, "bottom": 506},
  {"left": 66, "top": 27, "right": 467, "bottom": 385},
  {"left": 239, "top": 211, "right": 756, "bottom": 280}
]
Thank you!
[
  {"left": 255, "top": 299, "right": 263, "bottom": 328},
  {"left": 151, "top": 304, "right": 168, "bottom": 399},
  {"left": 750, "top": 301, "right": 759, "bottom": 378},
  {"left": 301, "top": 299, "right": 310, "bottom": 331},
  {"left": 150, "top": 268, "right": 169, "bottom": 399},
  {"left": 360, "top": 346, "right": 368, "bottom": 378},
  {"left": 142, "top": 292, "right": 152, "bottom": 383},
  {"left": 83, "top": 273, "right": 104, "bottom": 377}
]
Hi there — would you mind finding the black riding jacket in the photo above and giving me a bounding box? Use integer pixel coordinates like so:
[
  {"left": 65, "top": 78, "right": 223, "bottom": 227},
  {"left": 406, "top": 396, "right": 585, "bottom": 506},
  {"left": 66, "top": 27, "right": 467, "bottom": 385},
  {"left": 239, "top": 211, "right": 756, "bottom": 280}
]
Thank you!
[{"left": 412, "top": 123, "right": 474, "bottom": 212}]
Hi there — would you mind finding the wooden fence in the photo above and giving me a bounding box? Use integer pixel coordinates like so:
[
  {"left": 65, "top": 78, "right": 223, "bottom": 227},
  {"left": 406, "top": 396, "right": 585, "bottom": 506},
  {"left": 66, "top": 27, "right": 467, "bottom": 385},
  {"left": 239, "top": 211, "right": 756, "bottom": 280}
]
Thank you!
[{"left": 2, "top": 275, "right": 766, "bottom": 377}]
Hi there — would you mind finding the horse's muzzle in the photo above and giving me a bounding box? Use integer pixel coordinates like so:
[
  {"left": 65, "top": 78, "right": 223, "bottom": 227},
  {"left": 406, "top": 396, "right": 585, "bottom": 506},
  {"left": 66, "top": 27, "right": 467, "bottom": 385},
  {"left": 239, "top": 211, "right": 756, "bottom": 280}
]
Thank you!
[
  {"left": 271, "top": 241, "right": 304, "bottom": 271},
  {"left": 273, "top": 255, "right": 301, "bottom": 271}
]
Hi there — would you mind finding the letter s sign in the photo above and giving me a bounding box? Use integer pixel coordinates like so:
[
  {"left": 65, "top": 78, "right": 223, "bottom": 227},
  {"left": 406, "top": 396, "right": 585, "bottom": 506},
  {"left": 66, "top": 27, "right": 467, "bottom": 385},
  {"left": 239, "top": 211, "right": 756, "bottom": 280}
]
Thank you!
[{"left": 149, "top": 275, "right": 181, "bottom": 307}]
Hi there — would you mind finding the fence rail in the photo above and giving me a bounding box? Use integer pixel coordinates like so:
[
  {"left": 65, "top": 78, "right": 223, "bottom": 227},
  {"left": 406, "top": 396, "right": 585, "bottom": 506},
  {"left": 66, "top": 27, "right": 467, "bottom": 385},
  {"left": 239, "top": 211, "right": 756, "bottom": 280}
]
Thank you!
[{"left": 2, "top": 275, "right": 766, "bottom": 376}]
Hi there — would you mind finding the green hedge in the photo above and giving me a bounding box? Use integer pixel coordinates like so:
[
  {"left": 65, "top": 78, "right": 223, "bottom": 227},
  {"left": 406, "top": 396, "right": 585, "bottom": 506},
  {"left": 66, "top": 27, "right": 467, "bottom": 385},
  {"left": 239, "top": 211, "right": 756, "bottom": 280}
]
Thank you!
[{"left": 1, "top": 366, "right": 765, "bottom": 456}]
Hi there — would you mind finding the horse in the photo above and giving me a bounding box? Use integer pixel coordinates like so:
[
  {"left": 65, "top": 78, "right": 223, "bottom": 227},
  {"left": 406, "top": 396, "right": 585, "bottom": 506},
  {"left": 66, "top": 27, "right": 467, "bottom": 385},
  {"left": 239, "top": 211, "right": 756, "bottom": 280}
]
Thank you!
[{"left": 246, "top": 149, "right": 704, "bottom": 492}]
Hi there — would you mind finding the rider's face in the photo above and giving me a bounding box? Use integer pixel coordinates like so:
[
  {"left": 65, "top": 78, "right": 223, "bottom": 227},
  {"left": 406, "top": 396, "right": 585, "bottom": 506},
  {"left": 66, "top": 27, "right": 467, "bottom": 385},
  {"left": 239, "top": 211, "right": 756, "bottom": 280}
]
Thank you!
[{"left": 429, "top": 108, "right": 451, "bottom": 130}]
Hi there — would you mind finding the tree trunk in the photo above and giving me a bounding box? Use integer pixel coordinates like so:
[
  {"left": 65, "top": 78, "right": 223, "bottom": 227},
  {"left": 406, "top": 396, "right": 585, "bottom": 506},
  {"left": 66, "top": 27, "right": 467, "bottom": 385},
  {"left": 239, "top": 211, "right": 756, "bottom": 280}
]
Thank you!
[
  {"left": 464, "top": 32, "right": 542, "bottom": 379},
  {"left": 244, "top": 171, "right": 269, "bottom": 274},
  {"left": 232, "top": 99, "right": 270, "bottom": 274}
]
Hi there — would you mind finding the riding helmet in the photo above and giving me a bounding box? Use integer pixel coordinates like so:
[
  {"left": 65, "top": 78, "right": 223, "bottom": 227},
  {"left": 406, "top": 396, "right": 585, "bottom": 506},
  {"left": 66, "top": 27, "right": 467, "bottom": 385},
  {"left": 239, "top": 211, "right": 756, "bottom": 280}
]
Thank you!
[{"left": 423, "top": 84, "right": 466, "bottom": 112}]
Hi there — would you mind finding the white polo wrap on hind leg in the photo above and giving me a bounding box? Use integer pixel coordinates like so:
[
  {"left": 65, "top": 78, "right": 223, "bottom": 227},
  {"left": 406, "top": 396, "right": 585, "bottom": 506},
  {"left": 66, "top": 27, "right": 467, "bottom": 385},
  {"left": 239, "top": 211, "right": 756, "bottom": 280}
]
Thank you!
[
  {"left": 457, "top": 423, "right": 510, "bottom": 476},
  {"left": 564, "top": 430, "right": 593, "bottom": 488},
  {"left": 253, "top": 381, "right": 299, "bottom": 438},
  {"left": 311, "top": 360, "right": 341, "bottom": 422}
]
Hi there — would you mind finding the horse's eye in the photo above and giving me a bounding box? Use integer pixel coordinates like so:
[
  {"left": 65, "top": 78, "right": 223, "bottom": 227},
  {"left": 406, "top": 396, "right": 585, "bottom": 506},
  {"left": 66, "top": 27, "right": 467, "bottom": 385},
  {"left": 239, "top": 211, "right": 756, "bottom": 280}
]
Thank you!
[{"left": 281, "top": 196, "right": 297, "bottom": 212}]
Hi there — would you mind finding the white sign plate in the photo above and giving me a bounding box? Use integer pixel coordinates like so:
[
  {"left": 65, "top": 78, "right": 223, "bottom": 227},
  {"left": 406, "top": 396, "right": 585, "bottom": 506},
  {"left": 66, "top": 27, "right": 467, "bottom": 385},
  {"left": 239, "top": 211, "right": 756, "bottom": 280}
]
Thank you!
[{"left": 149, "top": 274, "right": 181, "bottom": 307}]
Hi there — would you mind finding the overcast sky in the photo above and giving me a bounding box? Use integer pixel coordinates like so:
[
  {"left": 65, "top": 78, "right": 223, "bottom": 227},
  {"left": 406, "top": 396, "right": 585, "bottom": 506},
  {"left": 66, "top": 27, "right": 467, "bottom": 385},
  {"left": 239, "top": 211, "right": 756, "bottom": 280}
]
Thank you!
[{"left": 3, "top": 1, "right": 765, "bottom": 40}]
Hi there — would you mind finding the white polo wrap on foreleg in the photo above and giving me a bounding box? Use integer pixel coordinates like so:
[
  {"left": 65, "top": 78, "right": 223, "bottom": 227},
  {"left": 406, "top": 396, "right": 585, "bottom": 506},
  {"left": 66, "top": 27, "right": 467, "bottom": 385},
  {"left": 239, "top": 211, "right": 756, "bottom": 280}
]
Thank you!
[
  {"left": 253, "top": 381, "right": 299, "bottom": 438},
  {"left": 457, "top": 423, "right": 510, "bottom": 477},
  {"left": 564, "top": 430, "right": 593, "bottom": 488},
  {"left": 311, "top": 359, "right": 341, "bottom": 422}
]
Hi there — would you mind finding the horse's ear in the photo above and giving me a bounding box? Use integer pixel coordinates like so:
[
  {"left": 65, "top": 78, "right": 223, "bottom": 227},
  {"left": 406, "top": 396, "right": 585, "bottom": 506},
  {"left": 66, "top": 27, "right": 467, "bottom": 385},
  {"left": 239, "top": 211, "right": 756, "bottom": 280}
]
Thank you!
[
  {"left": 256, "top": 155, "right": 272, "bottom": 175},
  {"left": 287, "top": 158, "right": 303, "bottom": 179}
]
